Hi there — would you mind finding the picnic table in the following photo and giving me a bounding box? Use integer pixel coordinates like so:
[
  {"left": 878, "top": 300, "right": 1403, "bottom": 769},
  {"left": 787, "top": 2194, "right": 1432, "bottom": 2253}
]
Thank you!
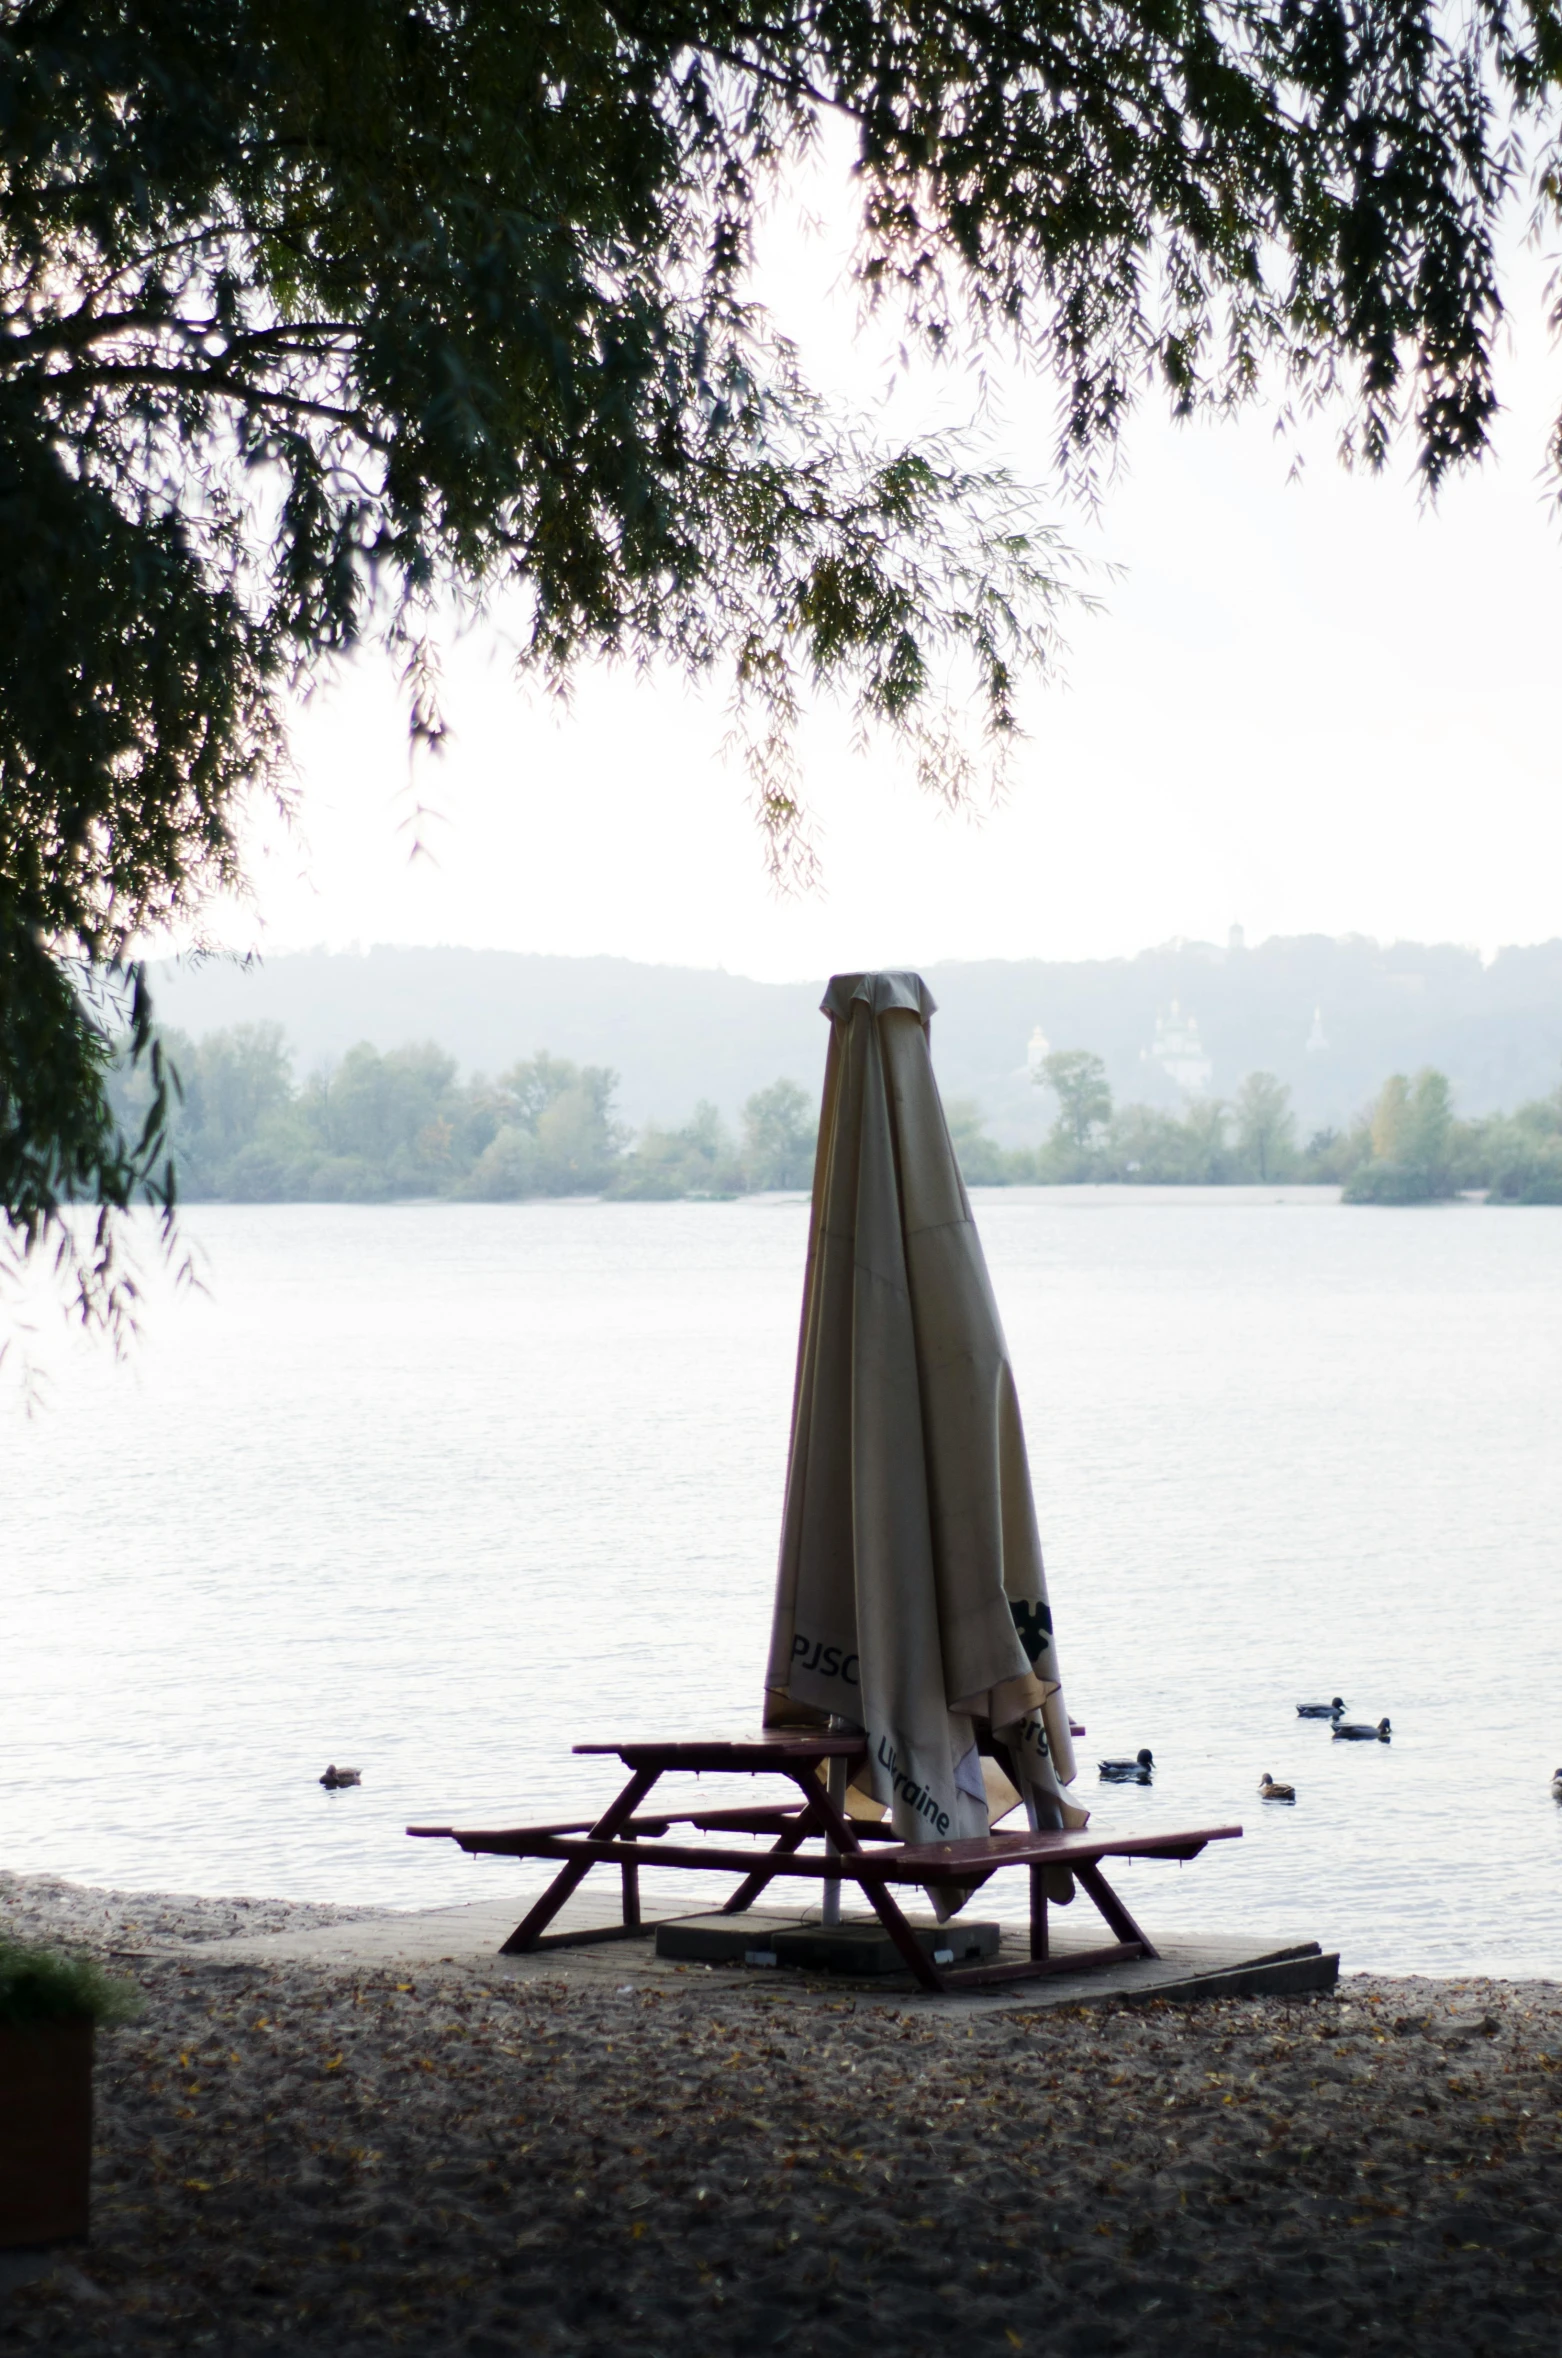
[{"left": 409, "top": 1734, "right": 1242, "bottom": 1994}]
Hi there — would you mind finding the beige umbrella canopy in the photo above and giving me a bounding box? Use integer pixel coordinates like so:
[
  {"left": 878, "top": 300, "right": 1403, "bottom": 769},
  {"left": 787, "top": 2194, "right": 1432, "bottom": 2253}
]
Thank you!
[{"left": 765, "top": 972, "right": 1085, "bottom": 1866}]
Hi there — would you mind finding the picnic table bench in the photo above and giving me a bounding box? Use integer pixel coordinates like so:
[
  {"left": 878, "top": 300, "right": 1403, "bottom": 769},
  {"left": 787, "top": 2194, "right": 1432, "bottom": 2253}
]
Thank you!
[{"left": 409, "top": 1734, "right": 1241, "bottom": 1994}]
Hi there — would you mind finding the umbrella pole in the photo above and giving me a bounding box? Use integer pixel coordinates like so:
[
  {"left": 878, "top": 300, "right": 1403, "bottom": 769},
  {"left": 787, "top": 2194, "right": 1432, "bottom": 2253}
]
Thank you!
[{"left": 822, "top": 1752, "right": 847, "bottom": 1926}]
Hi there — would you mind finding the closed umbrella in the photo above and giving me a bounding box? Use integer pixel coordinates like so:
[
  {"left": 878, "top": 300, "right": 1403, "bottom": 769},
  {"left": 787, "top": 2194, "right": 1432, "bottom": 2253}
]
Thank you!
[{"left": 765, "top": 971, "right": 1085, "bottom": 1888}]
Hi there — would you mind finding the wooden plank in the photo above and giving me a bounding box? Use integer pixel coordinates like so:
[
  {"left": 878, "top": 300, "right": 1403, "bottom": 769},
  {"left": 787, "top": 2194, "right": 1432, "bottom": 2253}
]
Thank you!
[
  {"left": 411, "top": 1815, "right": 673, "bottom": 1842},
  {"left": 942, "top": 1942, "right": 1143, "bottom": 1989},
  {"left": 418, "top": 1805, "right": 903, "bottom": 1847},
  {"left": 449, "top": 1825, "right": 1239, "bottom": 1882},
  {"left": 462, "top": 1835, "right": 885, "bottom": 1876},
  {"left": 415, "top": 1804, "right": 806, "bottom": 1844},
  {"left": 882, "top": 1825, "right": 1242, "bottom": 1870},
  {"left": 687, "top": 1806, "right": 808, "bottom": 1834},
  {"left": 572, "top": 1736, "right": 868, "bottom": 1769}
]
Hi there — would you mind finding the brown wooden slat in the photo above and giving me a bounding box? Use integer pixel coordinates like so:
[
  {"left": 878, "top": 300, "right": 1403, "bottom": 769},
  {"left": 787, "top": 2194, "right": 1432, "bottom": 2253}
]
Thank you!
[
  {"left": 409, "top": 1815, "right": 673, "bottom": 1841},
  {"left": 572, "top": 1736, "right": 868, "bottom": 1767},
  {"left": 445, "top": 1833, "right": 1228, "bottom": 1890},
  {"left": 941, "top": 1942, "right": 1144, "bottom": 1989},
  {"left": 881, "top": 1825, "right": 1242, "bottom": 1870},
  {"left": 416, "top": 1805, "right": 900, "bottom": 1844},
  {"left": 454, "top": 1835, "right": 882, "bottom": 1874},
  {"left": 444, "top": 1824, "right": 1239, "bottom": 1878},
  {"left": 414, "top": 1802, "right": 816, "bottom": 1844},
  {"left": 686, "top": 1806, "right": 807, "bottom": 1834}
]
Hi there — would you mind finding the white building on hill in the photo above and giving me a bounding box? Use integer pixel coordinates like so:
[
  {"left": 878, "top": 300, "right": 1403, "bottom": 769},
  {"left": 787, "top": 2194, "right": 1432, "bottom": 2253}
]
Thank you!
[{"left": 1148, "top": 1000, "right": 1214, "bottom": 1094}]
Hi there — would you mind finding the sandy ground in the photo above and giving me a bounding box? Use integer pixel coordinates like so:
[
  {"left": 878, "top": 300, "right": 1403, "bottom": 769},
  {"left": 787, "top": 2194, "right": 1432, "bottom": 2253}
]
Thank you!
[{"left": 3, "top": 1870, "right": 1561, "bottom": 2354}]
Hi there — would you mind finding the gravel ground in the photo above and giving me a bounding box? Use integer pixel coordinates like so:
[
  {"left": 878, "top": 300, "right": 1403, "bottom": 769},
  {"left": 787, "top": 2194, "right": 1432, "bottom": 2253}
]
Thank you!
[
  {"left": 0, "top": 1872, "right": 382, "bottom": 1952},
  {"left": 4, "top": 1873, "right": 1561, "bottom": 2355}
]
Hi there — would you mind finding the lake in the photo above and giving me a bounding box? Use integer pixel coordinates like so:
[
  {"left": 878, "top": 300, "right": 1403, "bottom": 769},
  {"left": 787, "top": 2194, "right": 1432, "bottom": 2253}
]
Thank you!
[{"left": 4, "top": 1189, "right": 1560, "bottom": 1977}]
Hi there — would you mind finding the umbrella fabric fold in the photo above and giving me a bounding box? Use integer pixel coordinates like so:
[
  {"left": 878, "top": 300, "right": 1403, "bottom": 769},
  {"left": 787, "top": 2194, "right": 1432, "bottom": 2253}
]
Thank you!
[{"left": 765, "top": 972, "right": 1085, "bottom": 1888}]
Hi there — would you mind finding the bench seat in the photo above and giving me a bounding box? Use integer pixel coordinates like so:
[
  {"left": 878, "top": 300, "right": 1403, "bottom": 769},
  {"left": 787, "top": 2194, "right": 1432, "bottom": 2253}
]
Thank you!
[{"left": 870, "top": 1824, "right": 1241, "bottom": 1883}]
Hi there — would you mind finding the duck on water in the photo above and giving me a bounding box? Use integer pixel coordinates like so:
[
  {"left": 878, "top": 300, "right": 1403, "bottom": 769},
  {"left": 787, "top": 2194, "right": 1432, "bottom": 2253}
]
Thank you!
[
  {"left": 1099, "top": 1749, "right": 1154, "bottom": 1783},
  {"left": 1297, "top": 1697, "right": 1346, "bottom": 1720},
  {"left": 1333, "top": 1718, "right": 1391, "bottom": 1742},
  {"left": 1259, "top": 1774, "right": 1296, "bottom": 1801}
]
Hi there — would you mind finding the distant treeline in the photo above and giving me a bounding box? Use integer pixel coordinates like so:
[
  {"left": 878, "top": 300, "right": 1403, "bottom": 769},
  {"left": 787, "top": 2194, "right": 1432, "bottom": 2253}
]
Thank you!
[
  {"left": 955, "top": 1050, "right": 1562, "bottom": 1204},
  {"left": 110, "top": 1029, "right": 1562, "bottom": 1205},
  {"left": 108, "top": 1027, "right": 815, "bottom": 1202}
]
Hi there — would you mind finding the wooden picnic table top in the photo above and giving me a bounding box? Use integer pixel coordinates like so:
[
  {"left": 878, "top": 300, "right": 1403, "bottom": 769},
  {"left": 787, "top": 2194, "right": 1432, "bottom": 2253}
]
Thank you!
[
  {"left": 570, "top": 1726, "right": 1085, "bottom": 1771},
  {"left": 408, "top": 1801, "right": 841, "bottom": 1843},
  {"left": 572, "top": 1734, "right": 868, "bottom": 1768}
]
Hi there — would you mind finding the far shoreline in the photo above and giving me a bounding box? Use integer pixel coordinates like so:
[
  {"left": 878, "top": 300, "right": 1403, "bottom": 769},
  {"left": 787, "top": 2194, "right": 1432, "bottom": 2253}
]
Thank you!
[{"left": 129, "top": 1181, "right": 1358, "bottom": 1211}]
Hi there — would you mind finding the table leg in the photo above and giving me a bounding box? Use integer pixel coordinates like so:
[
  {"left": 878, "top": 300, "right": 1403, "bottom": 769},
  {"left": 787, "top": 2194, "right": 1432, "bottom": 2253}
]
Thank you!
[
  {"left": 719, "top": 1811, "right": 811, "bottom": 1914},
  {"left": 621, "top": 1860, "right": 641, "bottom": 1930},
  {"left": 822, "top": 1753, "right": 847, "bottom": 1927},
  {"left": 500, "top": 1767, "right": 660, "bottom": 1954},
  {"left": 1074, "top": 1860, "right": 1160, "bottom": 1960},
  {"left": 1030, "top": 1866, "right": 1048, "bottom": 1961},
  {"left": 855, "top": 1869, "right": 946, "bottom": 1991},
  {"left": 799, "top": 1771, "right": 945, "bottom": 1993}
]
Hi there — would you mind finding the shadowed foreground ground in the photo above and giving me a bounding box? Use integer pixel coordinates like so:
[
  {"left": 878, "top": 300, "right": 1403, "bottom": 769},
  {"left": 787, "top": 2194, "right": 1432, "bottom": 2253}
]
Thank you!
[{"left": 2, "top": 1888, "right": 1560, "bottom": 2355}]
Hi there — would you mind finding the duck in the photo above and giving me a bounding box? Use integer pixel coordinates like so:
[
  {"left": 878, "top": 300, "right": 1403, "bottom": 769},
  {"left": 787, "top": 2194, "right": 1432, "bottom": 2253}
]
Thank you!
[
  {"left": 1332, "top": 1718, "right": 1391, "bottom": 1743},
  {"left": 320, "top": 1764, "right": 362, "bottom": 1789},
  {"left": 1258, "top": 1774, "right": 1296, "bottom": 1801},
  {"left": 1551, "top": 1769, "right": 1562, "bottom": 1800},
  {"left": 1296, "top": 1697, "right": 1346, "bottom": 1720},
  {"left": 1098, "top": 1748, "right": 1154, "bottom": 1783}
]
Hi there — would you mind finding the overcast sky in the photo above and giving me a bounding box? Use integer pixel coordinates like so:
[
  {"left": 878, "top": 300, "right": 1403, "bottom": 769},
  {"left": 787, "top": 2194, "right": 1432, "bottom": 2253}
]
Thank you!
[{"left": 205, "top": 145, "right": 1562, "bottom": 984}]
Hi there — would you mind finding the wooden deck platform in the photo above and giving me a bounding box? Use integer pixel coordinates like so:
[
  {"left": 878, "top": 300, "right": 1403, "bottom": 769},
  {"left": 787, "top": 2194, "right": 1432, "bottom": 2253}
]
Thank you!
[{"left": 180, "top": 1889, "right": 1339, "bottom": 2012}]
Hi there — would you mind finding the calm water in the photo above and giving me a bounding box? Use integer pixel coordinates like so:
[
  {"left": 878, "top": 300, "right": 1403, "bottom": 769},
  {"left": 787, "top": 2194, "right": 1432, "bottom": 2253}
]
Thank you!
[{"left": 4, "top": 1191, "right": 1561, "bottom": 1978}]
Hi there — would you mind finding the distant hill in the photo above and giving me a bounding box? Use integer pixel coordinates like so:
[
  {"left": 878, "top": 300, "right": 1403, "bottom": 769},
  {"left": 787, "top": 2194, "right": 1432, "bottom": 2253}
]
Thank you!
[{"left": 146, "top": 935, "right": 1562, "bottom": 1141}]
